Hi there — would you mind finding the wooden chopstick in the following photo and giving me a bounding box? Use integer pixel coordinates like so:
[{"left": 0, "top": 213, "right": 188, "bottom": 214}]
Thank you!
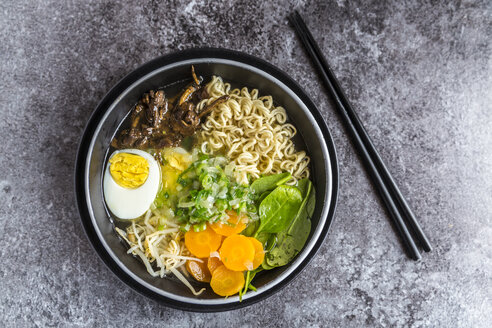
[{"left": 289, "top": 11, "right": 431, "bottom": 260}]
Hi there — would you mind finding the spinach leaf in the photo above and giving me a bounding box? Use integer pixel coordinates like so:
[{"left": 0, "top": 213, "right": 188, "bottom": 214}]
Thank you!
[
  {"left": 239, "top": 267, "right": 262, "bottom": 300},
  {"left": 268, "top": 179, "right": 310, "bottom": 245},
  {"left": 266, "top": 218, "right": 311, "bottom": 267},
  {"left": 260, "top": 232, "right": 277, "bottom": 252},
  {"left": 255, "top": 231, "right": 271, "bottom": 246},
  {"left": 266, "top": 179, "right": 314, "bottom": 267},
  {"left": 262, "top": 261, "right": 276, "bottom": 270},
  {"left": 256, "top": 191, "right": 271, "bottom": 205},
  {"left": 257, "top": 232, "right": 275, "bottom": 270},
  {"left": 250, "top": 172, "right": 291, "bottom": 195},
  {"left": 297, "top": 179, "right": 310, "bottom": 198},
  {"left": 306, "top": 182, "right": 316, "bottom": 218},
  {"left": 256, "top": 185, "right": 303, "bottom": 234},
  {"left": 256, "top": 232, "right": 278, "bottom": 270},
  {"left": 242, "top": 220, "right": 259, "bottom": 237}
]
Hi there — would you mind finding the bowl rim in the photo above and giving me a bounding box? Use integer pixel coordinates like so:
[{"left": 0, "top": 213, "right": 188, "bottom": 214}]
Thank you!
[{"left": 75, "top": 48, "right": 339, "bottom": 312}]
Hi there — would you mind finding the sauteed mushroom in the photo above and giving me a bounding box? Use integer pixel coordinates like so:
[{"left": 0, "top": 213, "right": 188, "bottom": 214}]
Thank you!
[{"left": 111, "top": 66, "right": 227, "bottom": 150}]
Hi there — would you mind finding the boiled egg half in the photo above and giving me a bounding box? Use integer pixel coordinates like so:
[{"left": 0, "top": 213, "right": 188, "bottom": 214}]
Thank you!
[{"left": 103, "top": 149, "right": 160, "bottom": 219}]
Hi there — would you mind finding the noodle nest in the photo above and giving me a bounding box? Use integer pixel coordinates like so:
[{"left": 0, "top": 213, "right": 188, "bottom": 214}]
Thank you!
[{"left": 197, "top": 76, "right": 310, "bottom": 184}]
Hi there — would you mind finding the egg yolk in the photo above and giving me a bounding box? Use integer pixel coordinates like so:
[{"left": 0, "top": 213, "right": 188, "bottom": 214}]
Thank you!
[
  {"left": 161, "top": 165, "right": 180, "bottom": 193},
  {"left": 109, "top": 153, "right": 149, "bottom": 189},
  {"left": 159, "top": 148, "right": 193, "bottom": 193},
  {"left": 163, "top": 148, "right": 192, "bottom": 171}
]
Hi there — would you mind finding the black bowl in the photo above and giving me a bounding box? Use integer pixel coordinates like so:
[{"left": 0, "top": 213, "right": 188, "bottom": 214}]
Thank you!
[{"left": 75, "top": 48, "right": 338, "bottom": 312}]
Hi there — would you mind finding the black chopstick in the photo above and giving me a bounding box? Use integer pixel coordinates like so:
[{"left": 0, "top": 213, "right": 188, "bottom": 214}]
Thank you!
[
  {"left": 288, "top": 14, "right": 420, "bottom": 261},
  {"left": 289, "top": 11, "right": 431, "bottom": 260},
  {"left": 291, "top": 11, "right": 432, "bottom": 254}
]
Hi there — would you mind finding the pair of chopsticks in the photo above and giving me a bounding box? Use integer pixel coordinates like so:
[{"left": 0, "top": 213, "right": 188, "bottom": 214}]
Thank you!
[{"left": 289, "top": 11, "right": 432, "bottom": 260}]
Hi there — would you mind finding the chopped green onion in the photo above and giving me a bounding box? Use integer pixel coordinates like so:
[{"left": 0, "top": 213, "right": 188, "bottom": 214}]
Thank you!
[
  {"left": 181, "top": 223, "right": 191, "bottom": 232},
  {"left": 172, "top": 152, "right": 256, "bottom": 228},
  {"left": 193, "top": 222, "right": 207, "bottom": 232}
]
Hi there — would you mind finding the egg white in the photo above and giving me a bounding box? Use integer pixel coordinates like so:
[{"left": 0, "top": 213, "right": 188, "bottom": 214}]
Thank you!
[{"left": 103, "top": 149, "right": 160, "bottom": 219}]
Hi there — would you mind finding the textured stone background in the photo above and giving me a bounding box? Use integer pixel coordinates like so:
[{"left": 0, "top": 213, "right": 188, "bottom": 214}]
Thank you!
[{"left": 1, "top": 0, "right": 491, "bottom": 327}]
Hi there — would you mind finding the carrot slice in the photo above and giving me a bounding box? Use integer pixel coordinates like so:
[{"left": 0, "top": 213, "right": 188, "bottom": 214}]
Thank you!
[
  {"left": 186, "top": 259, "right": 211, "bottom": 283},
  {"left": 247, "top": 237, "right": 265, "bottom": 270},
  {"left": 210, "top": 265, "right": 245, "bottom": 296},
  {"left": 219, "top": 235, "right": 255, "bottom": 271},
  {"left": 207, "top": 257, "right": 222, "bottom": 274},
  {"left": 210, "top": 211, "right": 248, "bottom": 236},
  {"left": 184, "top": 226, "right": 222, "bottom": 258}
]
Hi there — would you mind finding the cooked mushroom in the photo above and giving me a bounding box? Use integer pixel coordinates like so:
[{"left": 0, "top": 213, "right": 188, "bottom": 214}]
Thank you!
[
  {"left": 197, "top": 95, "right": 229, "bottom": 119},
  {"left": 111, "top": 65, "right": 220, "bottom": 150}
]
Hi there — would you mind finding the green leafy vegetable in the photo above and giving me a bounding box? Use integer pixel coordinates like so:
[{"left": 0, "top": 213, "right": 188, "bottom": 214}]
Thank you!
[
  {"left": 255, "top": 185, "right": 303, "bottom": 234},
  {"left": 242, "top": 220, "right": 259, "bottom": 237},
  {"left": 250, "top": 172, "right": 291, "bottom": 195},
  {"left": 240, "top": 176, "right": 317, "bottom": 301},
  {"left": 256, "top": 191, "right": 270, "bottom": 205},
  {"left": 254, "top": 232, "right": 277, "bottom": 270},
  {"left": 239, "top": 267, "right": 262, "bottom": 300},
  {"left": 306, "top": 182, "right": 316, "bottom": 218},
  {"left": 266, "top": 179, "right": 314, "bottom": 267},
  {"left": 293, "top": 179, "right": 311, "bottom": 215},
  {"left": 256, "top": 232, "right": 276, "bottom": 251},
  {"left": 266, "top": 219, "right": 311, "bottom": 267},
  {"left": 261, "top": 261, "right": 275, "bottom": 270}
]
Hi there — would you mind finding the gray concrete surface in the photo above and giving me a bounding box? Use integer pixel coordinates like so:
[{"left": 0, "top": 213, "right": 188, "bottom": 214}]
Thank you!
[{"left": 1, "top": 0, "right": 491, "bottom": 327}]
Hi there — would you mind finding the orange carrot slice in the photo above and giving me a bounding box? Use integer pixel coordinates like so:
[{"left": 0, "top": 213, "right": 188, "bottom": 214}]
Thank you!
[
  {"left": 210, "top": 211, "right": 248, "bottom": 236},
  {"left": 186, "top": 259, "right": 211, "bottom": 283},
  {"left": 210, "top": 265, "right": 245, "bottom": 296},
  {"left": 185, "top": 226, "right": 222, "bottom": 258},
  {"left": 247, "top": 237, "right": 265, "bottom": 270},
  {"left": 219, "top": 235, "right": 255, "bottom": 271},
  {"left": 207, "top": 256, "right": 222, "bottom": 274}
]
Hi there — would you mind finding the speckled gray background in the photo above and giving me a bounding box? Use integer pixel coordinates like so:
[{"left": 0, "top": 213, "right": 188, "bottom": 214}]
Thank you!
[{"left": 1, "top": 0, "right": 491, "bottom": 327}]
